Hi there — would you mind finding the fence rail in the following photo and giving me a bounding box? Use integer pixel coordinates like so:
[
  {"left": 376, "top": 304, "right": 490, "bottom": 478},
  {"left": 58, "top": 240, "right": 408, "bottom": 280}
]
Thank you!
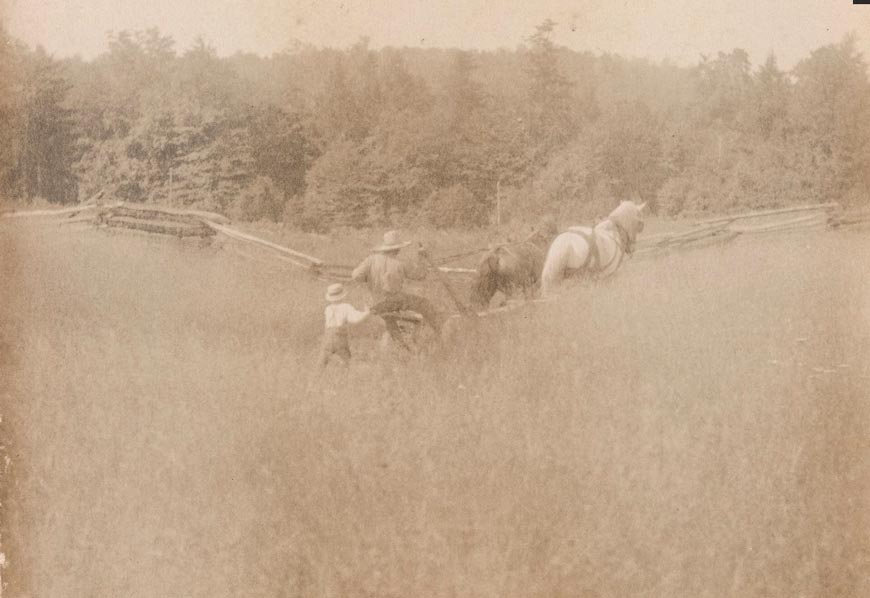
[
  {"left": 635, "top": 202, "right": 861, "bottom": 256},
  {"left": 5, "top": 199, "right": 869, "bottom": 281}
]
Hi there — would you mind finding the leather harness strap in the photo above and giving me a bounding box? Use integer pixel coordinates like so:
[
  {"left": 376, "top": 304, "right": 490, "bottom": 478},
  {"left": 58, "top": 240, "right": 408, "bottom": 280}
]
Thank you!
[
  {"left": 564, "top": 222, "right": 631, "bottom": 277},
  {"left": 565, "top": 228, "right": 601, "bottom": 273}
]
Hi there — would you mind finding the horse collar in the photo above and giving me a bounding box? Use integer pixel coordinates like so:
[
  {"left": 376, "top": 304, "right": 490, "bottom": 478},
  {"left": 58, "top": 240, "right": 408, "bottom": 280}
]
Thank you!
[{"left": 607, "top": 218, "right": 633, "bottom": 255}]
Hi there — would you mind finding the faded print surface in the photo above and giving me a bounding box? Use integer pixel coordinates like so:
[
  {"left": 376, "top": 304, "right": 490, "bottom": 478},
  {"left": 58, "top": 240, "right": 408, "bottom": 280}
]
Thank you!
[{"left": 1, "top": 2, "right": 869, "bottom": 597}]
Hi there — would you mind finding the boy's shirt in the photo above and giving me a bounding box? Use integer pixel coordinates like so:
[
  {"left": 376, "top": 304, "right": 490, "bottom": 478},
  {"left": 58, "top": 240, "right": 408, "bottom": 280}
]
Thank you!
[{"left": 324, "top": 302, "right": 368, "bottom": 330}]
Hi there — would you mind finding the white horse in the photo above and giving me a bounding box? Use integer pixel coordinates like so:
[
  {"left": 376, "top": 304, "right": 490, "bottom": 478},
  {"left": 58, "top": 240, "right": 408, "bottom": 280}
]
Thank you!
[{"left": 540, "top": 200, "right": 647, "bottom": 296}]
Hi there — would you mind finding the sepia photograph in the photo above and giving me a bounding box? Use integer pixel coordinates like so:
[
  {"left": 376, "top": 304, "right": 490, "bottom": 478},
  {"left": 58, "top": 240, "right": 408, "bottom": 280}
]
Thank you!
[{"left": 1, "top": 1, "right": 869, "bottom": 596}]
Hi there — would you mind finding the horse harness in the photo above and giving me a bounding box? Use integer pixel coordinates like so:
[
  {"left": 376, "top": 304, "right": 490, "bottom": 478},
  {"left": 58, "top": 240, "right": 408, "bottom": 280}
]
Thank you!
[{"left": 564, "top": 222, "right": 626, "bottom": 278}]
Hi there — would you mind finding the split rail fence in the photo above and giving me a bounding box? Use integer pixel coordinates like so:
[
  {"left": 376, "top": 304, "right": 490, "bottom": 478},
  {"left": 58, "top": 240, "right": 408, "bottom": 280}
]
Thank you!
[{"left": 4, "top": 199, "right": 869, "bottom": 285}]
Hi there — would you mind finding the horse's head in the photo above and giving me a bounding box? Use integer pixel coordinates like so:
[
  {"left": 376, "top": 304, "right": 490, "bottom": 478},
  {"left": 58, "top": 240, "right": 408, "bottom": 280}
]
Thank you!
[{"left": 607, "top": 200, "right": 647, "bottom": 251}]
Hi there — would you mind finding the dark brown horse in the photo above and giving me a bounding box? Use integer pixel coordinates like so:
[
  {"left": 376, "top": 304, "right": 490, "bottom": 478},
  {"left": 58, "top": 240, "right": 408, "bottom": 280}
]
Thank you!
[{"left": 469, "top": 241, "right": 546, "bottom": 309}]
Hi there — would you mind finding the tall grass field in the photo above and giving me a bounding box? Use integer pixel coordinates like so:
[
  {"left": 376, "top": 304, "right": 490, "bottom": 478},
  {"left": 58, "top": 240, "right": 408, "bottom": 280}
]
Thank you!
[{"left": 1, "top": 219, "right": 868, "bottom": 597}]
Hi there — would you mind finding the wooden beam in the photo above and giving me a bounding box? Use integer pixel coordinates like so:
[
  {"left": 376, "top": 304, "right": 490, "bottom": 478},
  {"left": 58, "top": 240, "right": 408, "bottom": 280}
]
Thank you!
[
  {"left": 730, "top": 213, "right": 827, "bottom": 234},
  {"left": 103, "top": 216, "right": 214, "bottom": 237},
  {"left": 58, "top": 215, "right": 100, "bottom": 225},
  {"left": 2, "top": 204, "right": 101, "bottom": 218},
  {"left": 203, "top": 221, "right": 324, "bottom": 267},
  {"left": 438, "top": 266, "right": 477, "bottom": 275},
  {"left": 694, "top": 203, "right": 839, "bottom": 226},
  {"left": 639, "top": 223, "right": 730, "bottom": 245},
  {"left": 271, "top": 252, "right": 330, "bottom": 271},
  {"left": 675, "top": 230, "right": 741, "bottom": 248},
  {"left": 380, "top": 312, "right": 423, "bottom": 323},
  {"left": 114, "top": 202, "right": 231, "bottom": 225}
]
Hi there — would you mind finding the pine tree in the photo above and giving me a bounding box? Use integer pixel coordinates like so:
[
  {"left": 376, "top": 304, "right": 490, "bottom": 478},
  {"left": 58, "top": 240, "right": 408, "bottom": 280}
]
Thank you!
[
  {"left": 694, "top": 49, "right": 752, "bottom": 126},
  {"left": 445, "top": 50, "right": 484, "bottom": 133},
  {"left": 18, "top": 47, "right": 78, "bottom": 203},
  {"left": 750, "top": 54, "right": 790, "bottom": 140},
  {"left": 524, "top": 20, "right": 577, "bottom": 156},
  {"left": 318, "top": 56, "right": 365, "bottom": 141}
]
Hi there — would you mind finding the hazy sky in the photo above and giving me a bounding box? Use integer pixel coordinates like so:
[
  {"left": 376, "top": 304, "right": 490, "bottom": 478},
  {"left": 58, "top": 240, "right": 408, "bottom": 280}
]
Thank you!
[{"left": 4, "top": 0, "right": 869, "bottom": 67}]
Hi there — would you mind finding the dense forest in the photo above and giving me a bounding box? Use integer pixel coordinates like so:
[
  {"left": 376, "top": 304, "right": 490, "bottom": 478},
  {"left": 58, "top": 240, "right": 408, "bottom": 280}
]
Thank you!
[{"left": 1, "top": 20, "right": 868, "bottom": 229}]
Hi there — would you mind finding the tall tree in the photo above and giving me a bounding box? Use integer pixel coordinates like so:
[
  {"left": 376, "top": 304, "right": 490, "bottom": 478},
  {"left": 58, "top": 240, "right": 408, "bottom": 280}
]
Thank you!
[
  {"left": 444, "top": 50, "right": 485, "bottom": 133},
  {"left": 749, "top": 54, "right": 790, "bottom": 140},
  {"left": 694, "top": 48, "right": 752, "bottom": 127},
  {"left": 318, "top": 55, "right": 365, "bottom": 141},
  {"left": 423, "top": 49, "right": 492, "bottom": 209},
  {"left": 347, "top": 38, "right": 383, "bottom": 134},
  {"left": 524, "top": 20, "right": 577, "bottom": 156},
  {"left": 592, "top": 100, "right": 666, "bottom": 204},
  {"left": 379, "top": 49, "right": 432, "bottom": 115},
  {"left": 98, "top": 29, "right": 177, "bottom": 136},
  {"left": 0, "top": 26, "right": 26, "bottom": 200},
  {"left": 248, "top": 105, "right": 319, "bottom": 203},
  {"left": 18, "top": 47, "right": 77, "bottom": 202},
  {"left": 175, "top": 37, "right": 239, "bottom": 109},
  {"left": 791, "top": 35, "right": 870, "bottom": 204}
]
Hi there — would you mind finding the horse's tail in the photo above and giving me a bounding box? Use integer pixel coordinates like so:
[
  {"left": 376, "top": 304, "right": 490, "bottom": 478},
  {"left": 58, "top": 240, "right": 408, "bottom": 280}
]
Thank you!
[
  {"left": 540, "top": 237, "right": 565, "bottom": 297},
  {"left": 525, "top": 247, "right": 541, "bottom": 295}
]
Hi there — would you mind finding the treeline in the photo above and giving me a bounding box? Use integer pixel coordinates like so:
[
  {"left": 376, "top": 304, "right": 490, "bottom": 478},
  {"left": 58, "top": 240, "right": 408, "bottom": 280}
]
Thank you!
[{"left": 1, "top": 21, "right": 868, "bottom": 229}]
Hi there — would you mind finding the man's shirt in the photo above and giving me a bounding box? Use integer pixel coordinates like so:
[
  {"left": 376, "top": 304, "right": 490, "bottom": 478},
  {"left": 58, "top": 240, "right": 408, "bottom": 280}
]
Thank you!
[{"left": 351, "top": 252, "right": 427, "bottom": 299}]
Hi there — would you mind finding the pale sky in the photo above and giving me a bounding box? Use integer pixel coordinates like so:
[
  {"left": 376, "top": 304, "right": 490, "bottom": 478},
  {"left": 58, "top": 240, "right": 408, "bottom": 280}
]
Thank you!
[{"left": 3, "top": 0, "right": 870, "bottom": 68}]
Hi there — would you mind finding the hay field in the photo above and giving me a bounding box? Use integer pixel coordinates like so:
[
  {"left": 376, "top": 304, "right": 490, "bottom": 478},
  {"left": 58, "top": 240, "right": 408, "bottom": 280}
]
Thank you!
[{"left": 1, "top": 219, "right": 868, "bottom": 597}]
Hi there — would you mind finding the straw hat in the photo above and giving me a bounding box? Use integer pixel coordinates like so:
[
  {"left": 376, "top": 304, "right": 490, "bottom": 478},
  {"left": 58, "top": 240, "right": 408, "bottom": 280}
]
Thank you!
[
  {"left": 374, "top": 230, "right": 411, "bottom": 252},
  {"left": 325, "top": 283, "right": 348, "bottom": 302}
]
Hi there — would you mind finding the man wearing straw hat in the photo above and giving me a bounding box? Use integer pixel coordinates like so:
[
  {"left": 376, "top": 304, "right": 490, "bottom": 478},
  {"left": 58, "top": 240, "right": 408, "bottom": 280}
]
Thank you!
[
  {"left": 352, "top": 230, "right": 444, "bottom": 344},
  {"left": 320, "top": 282, "right": 370, "bottom": 366}
]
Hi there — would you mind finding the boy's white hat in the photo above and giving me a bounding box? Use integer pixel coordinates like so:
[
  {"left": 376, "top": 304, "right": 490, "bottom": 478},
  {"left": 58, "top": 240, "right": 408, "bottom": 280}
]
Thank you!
[{"left": 325, "top": 283, "right": 348, "bottom": 302}]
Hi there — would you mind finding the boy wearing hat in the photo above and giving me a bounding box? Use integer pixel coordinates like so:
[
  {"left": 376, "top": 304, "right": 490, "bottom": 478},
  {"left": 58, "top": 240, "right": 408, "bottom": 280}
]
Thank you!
[
  {"left": 320, "top": 283, "right": 370, "bottom": 366},
  {"left": 351, "top": 230, "right": 443, "bottom": 343}
]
